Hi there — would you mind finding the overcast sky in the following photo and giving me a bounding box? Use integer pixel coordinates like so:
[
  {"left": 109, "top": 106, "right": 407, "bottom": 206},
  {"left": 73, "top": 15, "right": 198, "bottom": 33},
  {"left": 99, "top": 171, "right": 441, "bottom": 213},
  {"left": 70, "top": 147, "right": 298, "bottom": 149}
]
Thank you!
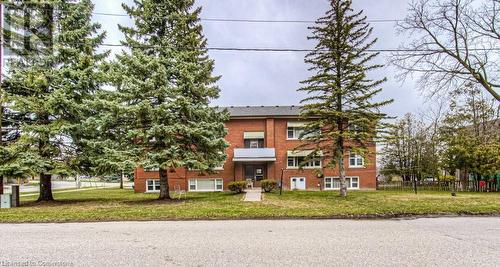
[{"left": 93, "top": 0, "right": 427, "bottom": 118}]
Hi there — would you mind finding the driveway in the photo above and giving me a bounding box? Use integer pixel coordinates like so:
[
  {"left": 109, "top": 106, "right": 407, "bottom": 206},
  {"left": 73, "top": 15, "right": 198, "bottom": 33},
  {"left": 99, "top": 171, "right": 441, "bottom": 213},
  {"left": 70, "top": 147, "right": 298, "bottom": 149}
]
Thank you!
[{"left": 0, "top": 217, "right": 498, "bottom": 266}]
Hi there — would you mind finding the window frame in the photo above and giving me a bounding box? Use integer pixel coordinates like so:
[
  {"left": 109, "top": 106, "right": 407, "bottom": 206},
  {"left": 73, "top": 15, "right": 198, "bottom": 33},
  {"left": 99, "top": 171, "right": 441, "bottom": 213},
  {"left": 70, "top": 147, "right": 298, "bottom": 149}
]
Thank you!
[
  {"left": 349, "top": 152, "right": 364, "bottom": 168},
  {"left": 188, "top": 178, "right": 224, "bottom": 192},
  {"left": 286, "top": 156, "right": 322, "bottom": 169},
  {"left": 249, "top": 140, "right": 259, "bottom": 148},
  {"left": 286, "top": 127, "right": 304, "bottom": 140},
  {"left": 324, "top": 176, "right": 360, "bottom": 190},
  {"left": 244, "top": 138, "right": 264, "bottom": 148},
  {"left": 287, "top": 126, "right": 320, "bottom": 140},
  {"left": 146, "top": 179, "right": 161, "bottom": 193}
]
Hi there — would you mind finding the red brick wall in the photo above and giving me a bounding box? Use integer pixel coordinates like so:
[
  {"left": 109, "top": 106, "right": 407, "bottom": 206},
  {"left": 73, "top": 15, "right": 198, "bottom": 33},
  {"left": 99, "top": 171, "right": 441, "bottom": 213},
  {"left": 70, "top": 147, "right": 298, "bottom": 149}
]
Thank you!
[{"left": 134, "top": 117, "right": 377, "bottom": 192}]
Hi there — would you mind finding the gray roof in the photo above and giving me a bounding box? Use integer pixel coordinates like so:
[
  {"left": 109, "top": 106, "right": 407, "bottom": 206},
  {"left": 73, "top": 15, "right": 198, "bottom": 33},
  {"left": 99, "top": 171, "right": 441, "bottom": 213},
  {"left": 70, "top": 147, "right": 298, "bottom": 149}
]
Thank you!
[{"left": 221, "top": 106, "right": 302, "bottom": 117}]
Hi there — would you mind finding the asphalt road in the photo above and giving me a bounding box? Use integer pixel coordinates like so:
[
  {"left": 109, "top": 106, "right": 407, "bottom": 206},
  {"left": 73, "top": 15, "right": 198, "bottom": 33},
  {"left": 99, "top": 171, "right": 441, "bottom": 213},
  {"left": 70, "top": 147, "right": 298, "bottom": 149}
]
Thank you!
[{"left": 0, "top": 217, "right": 498, "bottom": 267}]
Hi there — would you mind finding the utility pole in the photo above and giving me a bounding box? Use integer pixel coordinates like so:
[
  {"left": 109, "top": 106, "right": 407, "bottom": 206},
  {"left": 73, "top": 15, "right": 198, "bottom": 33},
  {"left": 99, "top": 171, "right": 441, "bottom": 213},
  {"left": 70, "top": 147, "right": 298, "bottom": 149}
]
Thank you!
[
  {"left": 413, "top": 174, "right": 418, "bottom": 194},
  {"left": 279, "top": 168, "right": 284, "bottom": 195}
]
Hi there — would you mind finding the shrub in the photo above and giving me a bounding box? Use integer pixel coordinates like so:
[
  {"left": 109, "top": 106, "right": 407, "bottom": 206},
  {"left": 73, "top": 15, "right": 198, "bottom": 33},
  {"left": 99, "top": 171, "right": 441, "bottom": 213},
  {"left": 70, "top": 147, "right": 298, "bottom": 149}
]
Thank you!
[
  {"left": 228, "top": 181, "right": 247, "bottom": 193},
  {"left": 261, "top": 179, "right": 278, "bottom": 193}
]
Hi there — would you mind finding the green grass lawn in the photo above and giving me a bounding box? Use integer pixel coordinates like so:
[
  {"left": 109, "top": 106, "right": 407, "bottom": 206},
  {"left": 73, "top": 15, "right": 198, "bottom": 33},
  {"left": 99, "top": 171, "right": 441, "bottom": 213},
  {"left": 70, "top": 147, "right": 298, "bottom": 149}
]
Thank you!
[{"left": 0, "top": 189, "right": 498, "bottom": 223}]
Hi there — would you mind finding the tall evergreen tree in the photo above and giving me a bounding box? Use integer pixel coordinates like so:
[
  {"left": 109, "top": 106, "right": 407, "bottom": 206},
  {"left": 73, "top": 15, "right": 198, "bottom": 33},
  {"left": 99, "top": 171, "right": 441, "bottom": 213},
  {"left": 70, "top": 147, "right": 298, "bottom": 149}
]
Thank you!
[
  {"left": 111, "top": 0, "right": 228, "bottom": 200},
  {"left": 0, "top": 91, "right": 22, "bottom": 194},
  {"left": 1, "top": 1, "right": 56, "bottom": 194},
  {"left": 299, "top": 0, "right": 393, "bottom": 197},
  {"left": 1, "top": 0, "right": 106, "bottom": 201}
]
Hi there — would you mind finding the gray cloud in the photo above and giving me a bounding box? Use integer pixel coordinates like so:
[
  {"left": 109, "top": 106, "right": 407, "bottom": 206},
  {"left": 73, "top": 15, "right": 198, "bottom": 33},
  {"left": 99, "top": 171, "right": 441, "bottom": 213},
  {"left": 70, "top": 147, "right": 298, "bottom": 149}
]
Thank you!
[{"left": 92, "top": 0, "right": 426, "bottom": 118}]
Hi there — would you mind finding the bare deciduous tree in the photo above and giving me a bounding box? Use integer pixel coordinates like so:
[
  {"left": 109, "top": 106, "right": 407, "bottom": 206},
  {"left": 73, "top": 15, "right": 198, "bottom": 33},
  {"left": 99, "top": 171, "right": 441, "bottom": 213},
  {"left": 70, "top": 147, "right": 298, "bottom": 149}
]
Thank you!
[{"left": 392, "top": 0, "right": 500, "bottom": 101}]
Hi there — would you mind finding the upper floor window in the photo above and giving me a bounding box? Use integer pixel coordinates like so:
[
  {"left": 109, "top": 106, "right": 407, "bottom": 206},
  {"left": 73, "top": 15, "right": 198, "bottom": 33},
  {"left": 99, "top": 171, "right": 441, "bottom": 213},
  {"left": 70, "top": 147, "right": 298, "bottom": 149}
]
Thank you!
[
  {"left": 348, "top": 124, "right": 362, "bottom": 132},
  {"left": 287, "top": 122, "right": 320, "bottom": 140},
  {"left": 349, "top": 152, "right": 364, "bottom": 167},
  {"left": 244, "top": 139, "right": 264, "bottom": 148},
  {"left": 287, "top": 156, "right": 322, "bottom": 169},
  {"left": 287, "top": 127, "right": 305, "bottom": 140},
  {"left": 244, "top": 132, "right": 265, "bottom": 148},
  {"left": 144, "top": 167, "right": 159, "bottom": 172}
]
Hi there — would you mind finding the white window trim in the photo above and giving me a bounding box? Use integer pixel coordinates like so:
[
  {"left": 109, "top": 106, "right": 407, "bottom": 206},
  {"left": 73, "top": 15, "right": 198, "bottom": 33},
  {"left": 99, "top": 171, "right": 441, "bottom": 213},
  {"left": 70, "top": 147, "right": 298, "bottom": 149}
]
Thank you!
[
  {"left": 324, "top": 176, "right": 360, "bottom": 190},
  {"left": 188, "top": 178, "right": 224, "bottom": 192},
  {"left": 286, "top": 127, "right": 304, "bottom": 140},
  {"left": 349, "top": 152, "right": 365, "bottom": 168},
  {"left": 145, "top": 179, "right": 161, "bottom": 193},
  {"left": 286, "top": 156, "right": 322, "bottom": 169}
]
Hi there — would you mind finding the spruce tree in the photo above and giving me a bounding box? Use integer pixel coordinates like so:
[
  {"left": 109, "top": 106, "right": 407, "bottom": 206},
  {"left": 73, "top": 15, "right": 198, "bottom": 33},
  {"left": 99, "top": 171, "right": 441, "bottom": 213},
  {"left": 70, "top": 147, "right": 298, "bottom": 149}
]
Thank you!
[
  {"left": 0, "top": 85, "right": 30, "bottom": 194},
  {"left": 1, "top": 0, "right": 106, "bottom": 201},
  {"left": 0, "top": 92, "right": 20, "bottom": 194},
  {"left": 112, "top": 0, "right": 228, "bottom": 200},
  {"left": 299, "top": 0, "right": 393, "bottom": 197}
]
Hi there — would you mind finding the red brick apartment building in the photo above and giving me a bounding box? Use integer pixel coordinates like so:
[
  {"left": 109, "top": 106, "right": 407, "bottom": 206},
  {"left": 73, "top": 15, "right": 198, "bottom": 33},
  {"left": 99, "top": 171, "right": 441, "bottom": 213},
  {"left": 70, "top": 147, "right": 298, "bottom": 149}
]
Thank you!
[{"left": 134, "top": 106, "right": 377, "bottom": 193}]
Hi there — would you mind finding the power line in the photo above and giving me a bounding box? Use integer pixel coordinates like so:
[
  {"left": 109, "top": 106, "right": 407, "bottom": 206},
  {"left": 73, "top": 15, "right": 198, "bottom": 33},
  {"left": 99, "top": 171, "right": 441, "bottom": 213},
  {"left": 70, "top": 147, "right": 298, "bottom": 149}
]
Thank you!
[
  {"left": 1, "top": 3, "right": 403, "bottom": 24},
  {"left": 3, "top": 41, "right": 498, "bottom": 53},
  {"left": 92, "top": 11, "right": 403, "bottom": 23},
  {"left": 97, "top": 44, "right": 500, "bottom": 53}
]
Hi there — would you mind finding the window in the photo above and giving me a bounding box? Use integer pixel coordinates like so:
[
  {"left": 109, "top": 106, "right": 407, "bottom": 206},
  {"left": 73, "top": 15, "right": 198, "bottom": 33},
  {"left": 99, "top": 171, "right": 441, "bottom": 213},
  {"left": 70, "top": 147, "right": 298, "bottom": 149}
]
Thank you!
[
  {"left": 188, "top": 179, "right": 224, "bottom": 192},
  {"left": 255, "top": 168, "right": 264, "bottom": 181},
  {"left": 250, "top": 140, "right": 259, "bottom": 148},
  {"left": 348, "top": 124, "right": 362, "bottom": 132},
  {"left": 287, "top": 157, "right": 321, "bottom": 169},
  {"left": 144, "top": 167, "right": 159, "bottom": 172},
  {"left": 349, "top": 152, "right": 364, "bottom": 167},
  {"left": 189, "top": 180, "right": 196, "bottom": 191},
  {"left": 214, "top": 164, "right": 225, "bottom": 171},
  {"left": 287, "top": 127, "right": 320, "bottom": 140},
  {"left": 287, "top": 127, "right": 305, "bottom": 140},
  {"left": 216, "top": 179, "right": 223, "bottom": 190},
  {"left": 244, "top": 139, "right": 264, "bottom": 148},
  {"left": 351, "top": 177, "right": 359, "bottom": 188},
  {"left": 324, "top": 177, "right": 360, "bottom": 190},
  {"left": 146, "top": 180, "right": 161, "bottom": 192}
]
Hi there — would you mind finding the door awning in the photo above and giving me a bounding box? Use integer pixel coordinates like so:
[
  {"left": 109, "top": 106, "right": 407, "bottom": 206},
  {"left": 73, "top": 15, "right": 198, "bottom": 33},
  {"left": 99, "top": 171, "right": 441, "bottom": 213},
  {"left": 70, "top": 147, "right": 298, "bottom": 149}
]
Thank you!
[
  {"left": 233, "top": 148, "right": 276, "bottom": 162},
  {"left": 243, "top": 132, "right": 265, "bottom": 139},
  {"left": 287, "top": 150, "right": 323, "bottom": 157}
]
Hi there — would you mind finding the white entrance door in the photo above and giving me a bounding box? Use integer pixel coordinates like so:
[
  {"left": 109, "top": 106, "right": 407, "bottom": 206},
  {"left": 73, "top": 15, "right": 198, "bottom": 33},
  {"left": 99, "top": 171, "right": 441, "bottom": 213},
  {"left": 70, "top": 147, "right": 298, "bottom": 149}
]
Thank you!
[{"left": 291, "top": 177, "right": 306, "bottom": 190}]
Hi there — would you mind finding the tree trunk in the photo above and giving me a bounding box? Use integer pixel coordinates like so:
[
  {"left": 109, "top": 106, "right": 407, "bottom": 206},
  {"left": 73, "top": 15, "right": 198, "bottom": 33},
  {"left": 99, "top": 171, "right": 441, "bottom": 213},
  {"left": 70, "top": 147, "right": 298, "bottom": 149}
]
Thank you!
[
  {"left": 120, "top": 171, "right": 124, "bottom": 189},
  {"left": 158, "top": 168, "right": 171, "bottom": 200},
  {"left": 37, "top": 173, "right": 54, "bottom": 202},
  {"left": 338, "top": 152, "right": 347, "bottom": 197},
  {"left": 0, "top": 175, "right": 4, "bottom": 195}
]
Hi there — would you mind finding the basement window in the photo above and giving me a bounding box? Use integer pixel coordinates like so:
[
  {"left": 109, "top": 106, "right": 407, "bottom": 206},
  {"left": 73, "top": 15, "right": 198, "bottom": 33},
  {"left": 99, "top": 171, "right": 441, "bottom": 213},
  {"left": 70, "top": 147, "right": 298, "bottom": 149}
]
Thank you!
[
  {"left": 324, "top": 177, "right": 359, "bottom": 190},
  {"left": 146, "top": 180, "right": 161, "bottom": 193},
  {"left": 188, "top": 179, "right": 224, "bottom": 192}
]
